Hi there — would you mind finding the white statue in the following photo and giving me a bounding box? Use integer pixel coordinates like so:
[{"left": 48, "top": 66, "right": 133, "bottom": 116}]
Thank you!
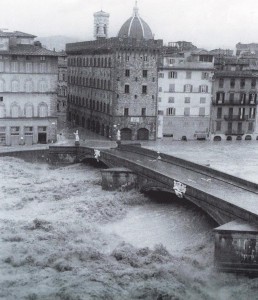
[
  {"left": 117, "top": 129, "right": 121, "bottom": 141},
  {"left": 173, "top": 180, "right": 187, "bottom": 198},
  {"left": 94, "top": 149, "right": 101, "bottom": 162},
  {"left": 74, "top": 130, "right": 79, "bottom": 142}
]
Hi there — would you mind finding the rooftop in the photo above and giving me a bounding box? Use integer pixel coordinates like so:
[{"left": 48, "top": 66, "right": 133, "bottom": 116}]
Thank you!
[
  {"left": 0, "top": 44, "right": 60, "bottom": 56},
  {"left": 0, "top": 31, "right": 36, "bottom": 38}
]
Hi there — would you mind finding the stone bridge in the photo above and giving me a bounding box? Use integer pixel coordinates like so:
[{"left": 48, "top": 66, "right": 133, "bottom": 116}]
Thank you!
[{"left": 48, "top": 143, "right": 258, "bottom": 273}]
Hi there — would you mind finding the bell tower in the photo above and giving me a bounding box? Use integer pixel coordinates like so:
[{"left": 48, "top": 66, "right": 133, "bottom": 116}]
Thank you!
[{"left": 94, "top": 10, "right": 110, "bottom": 39}]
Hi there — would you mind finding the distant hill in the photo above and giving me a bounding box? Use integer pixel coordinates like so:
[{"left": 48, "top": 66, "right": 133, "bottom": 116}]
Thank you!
[{"left": 37, "top": 36, "right": 81, "bottom": 51}]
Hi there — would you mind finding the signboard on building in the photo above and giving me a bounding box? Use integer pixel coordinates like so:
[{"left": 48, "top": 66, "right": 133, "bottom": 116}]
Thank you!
[{"left": 131, "top": 117, "right": 140, "bottom": 123}]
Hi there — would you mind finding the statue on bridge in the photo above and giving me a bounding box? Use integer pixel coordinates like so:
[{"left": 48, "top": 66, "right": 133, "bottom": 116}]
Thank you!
[{"left": 74, "top": 130, "right": 80, "bottom": 146}]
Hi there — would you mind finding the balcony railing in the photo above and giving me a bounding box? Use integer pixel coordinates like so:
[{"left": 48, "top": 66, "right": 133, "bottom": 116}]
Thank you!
[
  {"left": 213, "top": 100, "right": 257, "bottom": 106},
  {"left": 225, "top": 130, "right": 245, "bottom": 135},
  {"left": 224, "top": 115, "right": 248, "bottom": 121}
]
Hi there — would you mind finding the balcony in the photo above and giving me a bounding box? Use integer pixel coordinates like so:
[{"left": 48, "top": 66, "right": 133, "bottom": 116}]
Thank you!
[
  {"left": 213, "top": 100, "right": 257, "bottom": 106},
  {"left": 225, "top": 130, "right": 245, "bottom": 136},
  {"left": 224, "top": 115, "right": 248, "bottom": 121}
]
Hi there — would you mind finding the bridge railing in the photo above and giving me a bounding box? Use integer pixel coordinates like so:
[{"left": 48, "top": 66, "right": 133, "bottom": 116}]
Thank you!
[{"left": 118, "top": 144, "right": 258, "bottom": 193}]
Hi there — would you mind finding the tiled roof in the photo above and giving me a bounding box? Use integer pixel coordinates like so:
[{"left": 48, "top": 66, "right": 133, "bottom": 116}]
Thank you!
[
  {"left": 0, "top": 31, "right": 36, "bottom": 38},
  {"left": 0, "top": 44, "right": 60, "bottom": 56},
  {"left": 214, "top": 70, "right": 258, "bottom": 78},
  {"left": 161, "top": 62, "right": 214, "bottom": 71}
]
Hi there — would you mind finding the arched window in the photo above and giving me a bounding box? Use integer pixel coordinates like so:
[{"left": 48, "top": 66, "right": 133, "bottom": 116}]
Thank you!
[
  {"left": 0, "top": 80, "right": 4, "bottom": 92},
  {"left": 0, "top": 104, "right": 6, "bottom": 118},
  {"left": 11, "top": 81, "right": 19, "bottom": 92},
  {"left": 11, "top": 104, "right": 20, "bottom": 117},
  {"left": 25, "top": 81, "right": 33, "bottom": 93},
  {"left": 38, "top": 103, "right": 48, "bottom": 117},
  {"left": 25, "top": 104, "right": 34, "bottom": 117},
  {"left": 39, "top": 81, "right": 47, "bottom": 93}
]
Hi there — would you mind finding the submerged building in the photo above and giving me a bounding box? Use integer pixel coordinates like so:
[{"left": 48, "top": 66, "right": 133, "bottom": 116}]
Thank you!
[
  {"left": 0, "top": 30, "right": 59, "bottom": 146},
  {"left": 66, "top": 3, "right": 162, "bottom": 140}
]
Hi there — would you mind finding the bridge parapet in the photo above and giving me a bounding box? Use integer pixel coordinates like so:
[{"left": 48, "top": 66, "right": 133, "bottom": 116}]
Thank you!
[{"left": 118, "top": 144, "right": 258, "bottom": 193}]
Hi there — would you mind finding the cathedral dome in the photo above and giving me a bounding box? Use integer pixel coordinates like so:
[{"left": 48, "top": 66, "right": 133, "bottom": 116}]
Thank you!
[{"left": 117, "top": 3, "right": 153, "bottom": 40}]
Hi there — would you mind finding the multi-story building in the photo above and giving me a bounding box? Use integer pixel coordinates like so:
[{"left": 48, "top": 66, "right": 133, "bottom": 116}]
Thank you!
[
  {"left": 57, "top": 53, "right": 67, "bottom": 129},
  {"left": 211, "top": 70, "right": 258, "bottom": 141},
  {"left": 66, "top": 4, "right": 162, "bottom": 140},
  {"left": 158, "top": 50, "right": 214, "bottom": 140},
  {"left": 0, "top": 30, "right": 59, "bottom": 146}
]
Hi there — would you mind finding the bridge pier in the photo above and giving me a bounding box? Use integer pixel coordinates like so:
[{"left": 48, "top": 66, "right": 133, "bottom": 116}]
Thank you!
[
  {"left": 214, "top": 220, "right": 258, "bottom": 275},
  {"left": 101, "top": 168, "right": 137, "bottom": 191}
]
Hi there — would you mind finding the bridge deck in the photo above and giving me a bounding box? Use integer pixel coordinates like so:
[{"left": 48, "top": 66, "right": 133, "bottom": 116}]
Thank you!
[{"left": 104, "top": 148, "right": 258, "bottom": 217}]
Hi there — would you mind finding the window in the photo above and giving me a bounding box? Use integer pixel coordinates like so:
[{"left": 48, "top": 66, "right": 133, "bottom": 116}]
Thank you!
[
  {"left": 249, "top": 107, "right": 256, "bottom": 118},
  {"left": 186, "top": 71, "right": 192, "bottom": 79},
  {"left": 40, "top": 63, "right": 46, "bottom": 73},
  {"left": 230, "top": 78, "right": 235, "bottom": 88},
  {"left": 124, "top": 84, "right": 130, "bottom": 93},
  {"left": 125, "top": 69, "right": 130, "bottom": 77},
  {"left": 124, "top": 108, "right": 129, "bottom": 116},
  {"left": 219, "top": 78, "right": 224, "bottom": 88},
  {"left": 184, "top": 97, "right": 190, "bottom": 103},
  {"left": 11, "top": 55, "right": 17, "bottom": 61},
  {"left": 40, "top": 56, "right": 46, "bottom": 61},
  {"left": 240, "top": 93, "right": 246, "bottom": 103},
  {"left": 168, "top": 97, "right": 174, "bottom": 103},
  {"left": 26, "top": 62, "right": 32, "bottom": 73},
  {"left": 152, "top": 77, "right": 155, "bottom": 82},
  {"left": 202, "top": 72, "right": 209, "bottom": 79},
  {"left": 142, "top": 85, "right": 147, "bottom": 94},
  {"left": 0, "top": 62, "right": 3, "bottom": 72},
  {"left": 248, "top": 122, "right": 254, "bottom": 131},
  {"left": 158, "top": 73, "right": 164, "bottom": 78},
  {"left": 249, "top": 93, "right": 257, "bottom": 104},
  {"left": 200, "top": 97, "right": 206, "bottom": 104},
  {"left": 184, "top": 84, "right": 192, "bottom": 92},
  {"left": 144, "top": 56, "right": 148, "bottom": 61},
  {"left": 167, "top": 107, "right": 175, "bottom": 116},
  {"left": 11, "top": 62, "right": 18, "bottom": 72},
  {"left": 168, "top": 71, "right": 177, "bottom": 79},
  {"left": 216, "top": 121, "right": 221, "bottom": 131},
  {"left": 216, "top": 92, "right": 225, "bottom": 103},
  {"left": 143, "top": 70, "right": 148, "bottom": 78},
  {"left": 229, "top": 93, "right": 234, "bottom": 102},
  {"left": 158, "top": 97, "right": 162, "bottom": 102},
  {"left": 184, "top": 107, "right": 190, "bottom": 116},
  {"left": 251, "top": 78, "right": 256, "bottom": 88},
  {"left": 0, "top": 97, "right": 3, "bottom": 102},
  {"left": 199, "top": 107, "right": 205, "bottom": 116},
  {"left": 159, "top": 87, "right": 162, "bottom": 92},
  {"left": 169, "top": 84, "right": 175, "bottom": 92},
  {"left": 141, "top": 108, "right": 146, "bottom": 116},
  {"left": 169, "top": 58, "right": 175, "bottom": 64},
  {"left": 217, "top": 107, "right": 222, "bottom": 119},
  {"left": 240, "top": 78, "right": 245, "bottom": 89},
  {"left": 199, "top": 85, "right": 208, "bottom": 93},
  {"left": 126, "top": 56, "right": 130, "bottom": 62}
]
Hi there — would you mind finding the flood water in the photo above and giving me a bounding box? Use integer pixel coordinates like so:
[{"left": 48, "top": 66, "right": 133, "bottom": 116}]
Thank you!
[
  {"left": 1, "top": 157, "right": 258, "bottom": 300},
  {"left": 103, "top": 192, "right": 217, "bottom": 255}
]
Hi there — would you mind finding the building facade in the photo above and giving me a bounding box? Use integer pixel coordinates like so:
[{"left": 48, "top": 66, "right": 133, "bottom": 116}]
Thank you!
[
  {"left": 211, "top": 70, "right": 258, "bottom": 141},
  {"left": 66, "top": 4, "right": 162, "bottom": 141},
  {"left": 66, "top": 37, "right": 162, "bottom": 140},
  {"left": 158, "top": 50, "right": 214, "bottom": 140},
  {"left": 57, "top": 53, "right": 67, "bottom": 129},
  {"left": 0, "top": 31, "right": 59, "bottom": 146}
]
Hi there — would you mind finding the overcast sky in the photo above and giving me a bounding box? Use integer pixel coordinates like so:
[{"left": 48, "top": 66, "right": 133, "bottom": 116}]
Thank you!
[{"left": 1, "top": 0, "right": 258, "bottom": 50}]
